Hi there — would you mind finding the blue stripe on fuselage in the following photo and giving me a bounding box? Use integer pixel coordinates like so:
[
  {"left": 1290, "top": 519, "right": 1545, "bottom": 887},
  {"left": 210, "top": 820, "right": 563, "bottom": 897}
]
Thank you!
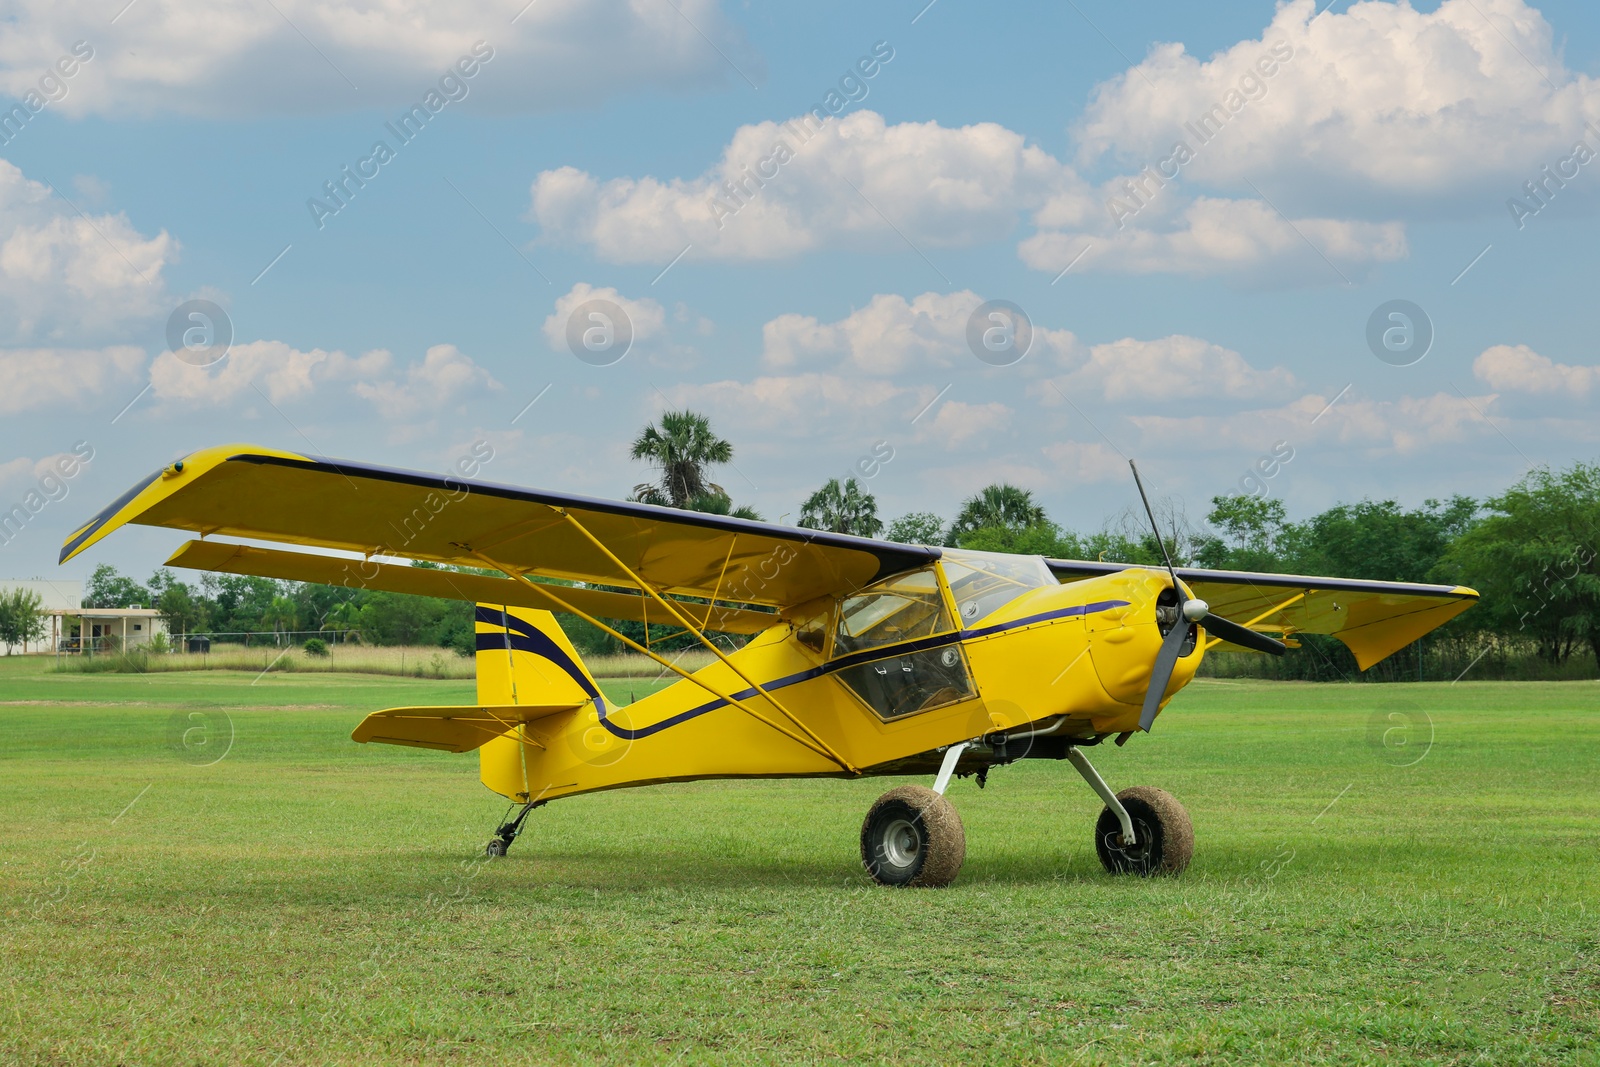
[{"left": 474, "top": 599, "right": 1128, "bottom": 741}]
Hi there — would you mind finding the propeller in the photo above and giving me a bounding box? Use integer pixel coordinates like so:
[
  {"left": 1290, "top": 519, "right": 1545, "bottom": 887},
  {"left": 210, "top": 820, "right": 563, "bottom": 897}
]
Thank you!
[{"left": 1128, "top": 461, "right": 1286, "bottom": 731}]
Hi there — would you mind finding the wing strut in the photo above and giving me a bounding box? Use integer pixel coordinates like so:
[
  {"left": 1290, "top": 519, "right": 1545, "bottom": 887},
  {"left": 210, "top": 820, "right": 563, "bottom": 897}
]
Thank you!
[
  {"left": 469, "top": 549, "right": 858, "bottom": 774},
  {"left": 555, "top": 510, "right": 858, "bottom": 774}
]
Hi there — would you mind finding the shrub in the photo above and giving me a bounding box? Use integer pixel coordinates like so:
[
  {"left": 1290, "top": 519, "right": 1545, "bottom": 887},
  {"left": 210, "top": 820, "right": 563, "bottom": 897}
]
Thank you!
[{"left": 303, "top": 638, "right": 328, "bottom": 657}]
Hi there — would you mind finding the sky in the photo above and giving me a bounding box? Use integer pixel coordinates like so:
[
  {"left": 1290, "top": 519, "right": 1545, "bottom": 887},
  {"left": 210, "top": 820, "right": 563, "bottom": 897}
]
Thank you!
[{"left": 2, "top": 0, "right": 1598, "bottom": 585}]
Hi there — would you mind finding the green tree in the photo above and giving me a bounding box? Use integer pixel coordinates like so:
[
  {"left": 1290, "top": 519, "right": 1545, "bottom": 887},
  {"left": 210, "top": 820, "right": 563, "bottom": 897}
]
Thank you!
[
  {"left": 1196, "top": 495, "right": 1289, "bottom": 571},
  {"left": 148, "top": 570, "right": 205, "bottom": 638},
  {"left": 325, "top": 599, "right": 365, "bottom": 640},
  {"left": 630, "top": 410, "right": 734, "bottom": 509},
  {"left": 798, "top": 478, "right": 882, "bottom": 537},
  {"left": 946, "top": 484, "right": 1048, "bottom": 544},
  {"left": 0, "top": 588, "right": 47, "bottom": 654},
  {"left": 262, "top": 595, "right": 300, "bottom": 640},
  {"left": 201, "top": 573, "right": 281, "bottom": 633},
  {"left": 1281, "top": 496, "right": 1477, "bottom": 583},
  {"left": 85, "top": 564, "right": 151, "bottom": 608},
  {"left": 1443, "top": 463, "right": 1600, "bottom": 666},
  {"left": 885, "top": 512, "right": 944, "bottom": 545},
  {"left": 956, "top": 522, "right": 1081, "bottom": 558}
]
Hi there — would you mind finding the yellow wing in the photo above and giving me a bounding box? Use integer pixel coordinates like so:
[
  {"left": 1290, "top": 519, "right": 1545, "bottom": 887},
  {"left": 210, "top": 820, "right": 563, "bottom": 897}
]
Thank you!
[
  {"left": 1049, "top": 560, "right": 1477, "bottom": 670},
  {"left": 60, "top": 443, "right": 936, "bottom": 611},
  {"left": 165, "top": 540, "right": 779, "bottom": 634}
]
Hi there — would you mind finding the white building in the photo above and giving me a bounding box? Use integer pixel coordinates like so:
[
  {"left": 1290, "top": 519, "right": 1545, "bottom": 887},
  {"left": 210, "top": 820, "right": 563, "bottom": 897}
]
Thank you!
[{"left": 50, "top": 607, "right": 170, "bottom": 654}]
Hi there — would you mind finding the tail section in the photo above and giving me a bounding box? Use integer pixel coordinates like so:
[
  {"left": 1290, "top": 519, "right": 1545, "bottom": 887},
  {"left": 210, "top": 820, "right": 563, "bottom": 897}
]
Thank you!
[
  {"left": 349, "top": 605, "right": 600, "bottom": 761},
  {"left": 475, "top": 604, "right": 605, "bottom": 800}
]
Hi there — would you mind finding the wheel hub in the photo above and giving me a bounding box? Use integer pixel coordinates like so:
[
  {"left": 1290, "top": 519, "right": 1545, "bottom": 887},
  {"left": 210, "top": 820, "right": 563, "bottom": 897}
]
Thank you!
[
  {"left": 880, "top": 817, "right": 922, "bottom": 869},
  {"left": 1105, "top": 818, "right": 1154, "bottom": 865}
]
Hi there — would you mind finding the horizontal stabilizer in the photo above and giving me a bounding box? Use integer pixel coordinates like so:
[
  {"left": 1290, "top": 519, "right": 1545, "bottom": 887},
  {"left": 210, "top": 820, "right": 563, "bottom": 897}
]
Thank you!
[{"left": 352, "top": 703, "right": 584, "bottom": 753}]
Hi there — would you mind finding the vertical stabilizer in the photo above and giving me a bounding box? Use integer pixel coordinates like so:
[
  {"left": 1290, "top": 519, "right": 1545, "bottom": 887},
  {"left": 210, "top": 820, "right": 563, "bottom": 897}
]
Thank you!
[{"left": 475, "top": 604, "right": 602, "bottom": 799}]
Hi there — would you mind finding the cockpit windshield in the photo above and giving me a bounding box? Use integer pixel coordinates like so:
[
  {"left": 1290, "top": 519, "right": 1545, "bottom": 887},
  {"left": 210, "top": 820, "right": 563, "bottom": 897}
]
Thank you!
[{"left": 941, "top": 549, "right": 1056, "bottom": 625}]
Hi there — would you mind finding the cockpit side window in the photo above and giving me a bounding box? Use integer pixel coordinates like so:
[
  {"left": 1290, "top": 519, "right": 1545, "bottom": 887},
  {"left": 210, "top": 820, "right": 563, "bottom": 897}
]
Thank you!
[
  {"left": 833, "top": 568, "right": 953, "bottom": 657},
  {"left": 791, "top": 603, "right": 832, "bottom": 655},
  {"left": 941, "top": 550, "right": 1055, "bottom": 625}
]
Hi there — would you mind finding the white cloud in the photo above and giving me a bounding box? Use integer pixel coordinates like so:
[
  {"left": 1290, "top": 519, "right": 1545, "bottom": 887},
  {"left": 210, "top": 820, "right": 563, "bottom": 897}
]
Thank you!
[
  {"left": 762, "top": 290, "right": 1080, "bottom": 375},
  {"left": 148, "top": 340, "right": 380, "bottom": 406},
  {"left": 0, "top": 0, "right": 758, "bottom": 117},
  {"left": 530, "top": 110, "right": 1083, "bottom": 263},
  {"left": 147, "top": 340, "right": 498, "bottom": 417},
  {"left": 0, "top": 160, "right": 172, "bottom": 342},
  {"left": 1473, "top": 344, "right": 1598, "bottom": 396},
  {"left": 1040, "top": 441, "right": 1127, "bottom": 484},
  {"left": 1020, "top": 197, "right": 1407, "bottom": 283},
  {"left": 0, "top": 456, "right": 32, "bottom": 488},
  {"left": 1130, "top": 390, "right": 1497, "bottom": 457},
  {"left": 1058, "top": 334, "right": 1300, "bottom": 404},
  {"left": 0, "top": 345, "right": 145, "bottom": 414},
  {"left": 662, "top": 373, "right": 929, "bottom": 440},
  {"left": 920, "top": 400, "right": 1012, "bottom": 450},
  {"left": 1076, "top": 0, "right": 1600, "bottom": 208},
  {"left": 1021, "top": 0, "right": 1600, "bottom": 283},
  {"left": 527, "top": 101, "right": 1409, "bottom": 282},
  {"left": 541, "top": 283, "right": 669, "bottom": 358},
  {"left": 353, "top": 344, "right": 501, "bottom": 418}
]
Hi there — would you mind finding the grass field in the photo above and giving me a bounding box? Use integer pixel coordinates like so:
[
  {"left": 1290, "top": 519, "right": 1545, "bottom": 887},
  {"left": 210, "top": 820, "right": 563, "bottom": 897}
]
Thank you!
[
  {"left": 1, "top": 654, "right": 1596, "bottom": 1065},
  {"left": 45, "top": 645, "right": 718, "bottom": 681}
]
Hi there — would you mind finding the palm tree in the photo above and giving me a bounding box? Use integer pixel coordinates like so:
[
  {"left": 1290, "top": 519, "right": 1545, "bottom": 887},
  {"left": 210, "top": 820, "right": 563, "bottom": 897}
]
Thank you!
[
  {"left": 799, "top": 478, "right": 883, "bottom": 537},
  {"left": 947, "top": 483, "right": 1049, "bottom": 543},
  {"left": 688, "top": 490, "right": 764, "bottom": 521},
  {"left": 324, "top": 600, "right": 364, "bottom": 643},
  {"left": 630, "top": 410, "right": 734, "bottom": 509},
  {"left": 262, "top": 595, "right": 300, "bottom": 644}
]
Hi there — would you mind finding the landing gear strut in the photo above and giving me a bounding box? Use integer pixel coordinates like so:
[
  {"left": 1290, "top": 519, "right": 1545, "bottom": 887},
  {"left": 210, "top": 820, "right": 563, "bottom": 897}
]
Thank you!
[
  {"left": 1067, "top": 746, "right": 1193, "bottom": 876},
  {"left": 485, "top": 797, "right": 545, "bottom": 857}
]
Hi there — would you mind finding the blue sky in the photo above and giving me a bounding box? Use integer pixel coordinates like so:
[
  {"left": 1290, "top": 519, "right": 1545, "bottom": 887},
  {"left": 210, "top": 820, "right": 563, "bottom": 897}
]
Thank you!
[{"left": 2, "top": 0, "right": 1599, "bottom": 583}]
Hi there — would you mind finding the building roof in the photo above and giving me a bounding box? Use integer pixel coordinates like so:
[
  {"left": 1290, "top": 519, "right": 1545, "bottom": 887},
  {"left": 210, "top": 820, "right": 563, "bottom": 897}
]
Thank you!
[{"left": 47, "top": 607, "right": 165, "bottom": 618}]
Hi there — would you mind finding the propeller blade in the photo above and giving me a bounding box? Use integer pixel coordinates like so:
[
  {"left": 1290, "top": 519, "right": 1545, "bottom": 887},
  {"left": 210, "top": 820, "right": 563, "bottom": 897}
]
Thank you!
[
  {"left": 1128, "top": 460, "right": 1179, "bottom": 588},
  {"left": 1199, "top": 612, "right": 1288, "bottom": 656},
  {"left": 1138, "top": 616, "right": 1191, "bottom": 732}
]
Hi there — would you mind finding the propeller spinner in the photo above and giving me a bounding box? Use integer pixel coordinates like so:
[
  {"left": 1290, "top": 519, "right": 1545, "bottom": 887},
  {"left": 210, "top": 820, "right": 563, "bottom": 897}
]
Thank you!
[{"left": 1128, "top": 460, "right": 1287, "bottom": 731}]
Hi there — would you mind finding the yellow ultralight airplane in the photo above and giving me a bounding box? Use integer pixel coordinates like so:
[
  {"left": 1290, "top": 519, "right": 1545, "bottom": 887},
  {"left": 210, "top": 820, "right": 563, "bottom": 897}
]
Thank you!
[{"left": 61, "top": 444, "right": 1477, "bottom": 887}]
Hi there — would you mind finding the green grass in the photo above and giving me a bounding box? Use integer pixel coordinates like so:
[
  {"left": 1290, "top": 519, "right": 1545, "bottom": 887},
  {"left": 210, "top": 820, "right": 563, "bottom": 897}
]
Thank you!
[{"left": 1, "top": 653, "right": 1596, "bottom": 1065}]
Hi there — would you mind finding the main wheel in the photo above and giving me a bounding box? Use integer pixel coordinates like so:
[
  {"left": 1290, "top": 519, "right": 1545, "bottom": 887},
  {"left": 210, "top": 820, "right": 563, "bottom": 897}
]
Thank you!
[
  {"left": 485, "top": 838, "right": 509, "bottom": 858},
  {"left": 1094, "top": 786, "right": 1193, "bottom": 876},
  {"left": 860, "top": 785, "right": 966, "bottom": 887}
]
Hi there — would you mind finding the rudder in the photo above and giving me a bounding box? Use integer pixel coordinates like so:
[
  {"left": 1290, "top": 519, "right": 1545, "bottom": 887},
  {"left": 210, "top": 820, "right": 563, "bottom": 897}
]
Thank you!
[{"left": 474, "top": 603, "right": 601, "bottom": 708}]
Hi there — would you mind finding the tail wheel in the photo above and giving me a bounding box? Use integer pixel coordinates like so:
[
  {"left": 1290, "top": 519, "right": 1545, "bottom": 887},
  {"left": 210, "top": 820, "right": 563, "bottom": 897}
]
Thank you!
[
  {"left": 860, "top": 785, "right": 966, "bottom": 888},
  {"left": 1095, "top": 786, "right": 1193, "bottom": 876}
]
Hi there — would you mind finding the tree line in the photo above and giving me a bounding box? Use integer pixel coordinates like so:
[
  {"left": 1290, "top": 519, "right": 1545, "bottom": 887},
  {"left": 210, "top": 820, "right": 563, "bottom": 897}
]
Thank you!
[{"left": 49, "top": 409, "right": 1600, "bottom": 678}]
